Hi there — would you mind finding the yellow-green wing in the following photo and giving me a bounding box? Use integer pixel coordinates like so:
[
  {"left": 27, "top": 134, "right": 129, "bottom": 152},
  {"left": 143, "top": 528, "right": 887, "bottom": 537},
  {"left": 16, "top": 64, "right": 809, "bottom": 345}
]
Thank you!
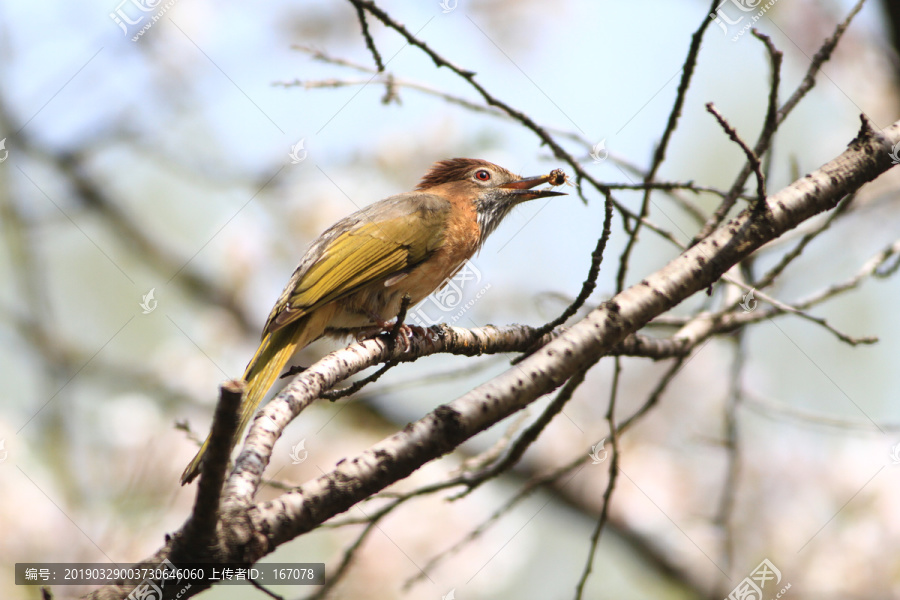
[{"left": 264, "top": 193, "right": 449, "bottom": 334}]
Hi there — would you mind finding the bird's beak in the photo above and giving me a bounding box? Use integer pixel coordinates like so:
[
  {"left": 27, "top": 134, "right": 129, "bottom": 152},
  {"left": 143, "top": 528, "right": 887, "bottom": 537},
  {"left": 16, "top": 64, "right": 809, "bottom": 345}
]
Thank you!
[{"left": 499, "top": 171, "right": 568, "bottom": 201}]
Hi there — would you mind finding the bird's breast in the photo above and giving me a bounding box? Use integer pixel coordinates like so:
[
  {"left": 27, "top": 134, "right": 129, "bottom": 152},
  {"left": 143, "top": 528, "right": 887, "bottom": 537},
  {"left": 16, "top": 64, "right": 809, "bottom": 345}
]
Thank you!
[
  {"left": 327, "top": 195, "right": 481, "bottom": 331},
  {"left": 384, "top": 191, "right": 481, "bottom": 309}
]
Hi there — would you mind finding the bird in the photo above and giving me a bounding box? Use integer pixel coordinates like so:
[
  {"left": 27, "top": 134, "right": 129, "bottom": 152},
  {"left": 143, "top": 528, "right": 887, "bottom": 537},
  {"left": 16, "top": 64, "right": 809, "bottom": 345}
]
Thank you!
[{"left": 181, "top": 158, "right": 567, "bottom": 484}]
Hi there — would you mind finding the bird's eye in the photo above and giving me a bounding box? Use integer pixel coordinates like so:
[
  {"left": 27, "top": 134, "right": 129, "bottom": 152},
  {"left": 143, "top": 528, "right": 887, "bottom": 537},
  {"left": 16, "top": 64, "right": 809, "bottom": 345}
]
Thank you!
[{"left": 474, "top": 169, "right": 491, "bottom": 182}]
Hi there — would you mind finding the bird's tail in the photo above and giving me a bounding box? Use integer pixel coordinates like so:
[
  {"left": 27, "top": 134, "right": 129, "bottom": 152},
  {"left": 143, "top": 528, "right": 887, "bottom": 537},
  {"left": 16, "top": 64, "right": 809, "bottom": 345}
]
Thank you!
[{"left": 180, "top": 323, "right": 308, "bottom": 485}]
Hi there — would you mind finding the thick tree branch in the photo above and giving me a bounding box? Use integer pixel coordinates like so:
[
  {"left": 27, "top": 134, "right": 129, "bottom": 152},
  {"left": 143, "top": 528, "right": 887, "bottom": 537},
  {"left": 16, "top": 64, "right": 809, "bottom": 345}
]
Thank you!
[
  {"left": 178, "top": 380, "right": 244, "bottom": 552},
  {"left": 245, "top": 115, "right": 895, "bottom": 546},
  {"left": 84, "top": 117, "right": 900, "bottom": 599}
]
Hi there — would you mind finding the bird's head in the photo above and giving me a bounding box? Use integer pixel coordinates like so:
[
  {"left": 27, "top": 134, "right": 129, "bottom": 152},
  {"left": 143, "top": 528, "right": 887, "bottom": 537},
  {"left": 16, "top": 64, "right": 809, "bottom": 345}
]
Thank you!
[{"left": 416, "top": 158, "right": 567, "bottom": 243}]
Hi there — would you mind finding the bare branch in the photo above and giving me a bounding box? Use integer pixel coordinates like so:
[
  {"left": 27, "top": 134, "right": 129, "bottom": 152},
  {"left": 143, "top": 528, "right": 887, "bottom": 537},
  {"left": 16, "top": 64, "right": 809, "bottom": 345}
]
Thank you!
[
  {"left": 352, "top": 2, "right": 384, "bottom": 71},
  {"left": 178, "top": 379, "right": 245, "bottom": 553},
  {"left": 616, "top": 0, "right": 722, "bottom": 292},
  {"left": 706, "top": 102, "right": 767, "bottom": 206},
  {"left": 575, "top": 357, "right": 622, "bottom": 598},
  {"left": 692, "top": 0, "right": 867, "bottom": 244},
  {"left": 225, "top": 116, "right": 900, "bottom": 561}
]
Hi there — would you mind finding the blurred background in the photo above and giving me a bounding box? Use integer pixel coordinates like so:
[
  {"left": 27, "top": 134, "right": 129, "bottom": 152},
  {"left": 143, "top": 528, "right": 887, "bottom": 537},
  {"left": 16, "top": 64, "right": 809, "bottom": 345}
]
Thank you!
[{"left": 2, "top": 0, "right": 900, "bottom": 598}]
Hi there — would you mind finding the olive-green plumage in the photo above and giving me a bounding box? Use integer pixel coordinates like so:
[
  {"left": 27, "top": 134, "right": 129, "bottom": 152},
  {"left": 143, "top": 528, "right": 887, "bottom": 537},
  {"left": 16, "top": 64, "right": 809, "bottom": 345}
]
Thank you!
[{"left": 180, "top": 159, "right": 565, "bottom": 485}]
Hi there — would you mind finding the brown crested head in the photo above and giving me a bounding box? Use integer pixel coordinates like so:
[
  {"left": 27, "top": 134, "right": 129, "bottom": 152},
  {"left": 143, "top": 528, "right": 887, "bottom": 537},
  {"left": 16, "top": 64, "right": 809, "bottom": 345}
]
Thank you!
[
  {"left": 415, "top": 158, "right": 567, "bottom": 246},
  {"left": 415, "top": 158, "right": 510, "bottom": 190}
]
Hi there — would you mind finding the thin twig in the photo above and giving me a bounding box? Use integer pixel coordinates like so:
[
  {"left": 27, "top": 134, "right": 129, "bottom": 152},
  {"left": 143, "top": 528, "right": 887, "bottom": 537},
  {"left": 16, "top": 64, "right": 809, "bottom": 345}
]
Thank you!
[
  {"left": 715, "top": 330, "right": 747, "bottom": 578},
  {"left": 720, "top": 276, "right": 877, "bottom": 346},
  {"left": 616, "top": 353, "right": 694, "bottom": 433},
  {"left": 574, "top": 357, "right": 622, "bottom": 599},
  {"left": 321, "top": 294, "right": 413, "bottom": 400},
  {"left": 248, "top": 578, "right": 284, "bottom": 600},
  {"left": 752, "top": 29, "right": 782, "bottom": 161},
  {"left": 347, "top": 0, "right": 615, "bottom": 209},
  {"left": 352, "top": 2, "right": 384, "bottom": 71},
  {"left": 744, "top": 391, "right": 900, "bottom": 432},
  {"left": 792, "top": 239, "right": 900, "bottom": 309},
  {"left": 403, "top": 456, "right": 588, "bottom": 589},
  {"left": 320, "top": 362, "right": 397, "bottom": 401},
  {"left": 692, "top": 0, "right": 866, "bottom": 244},
  {"left": 706, "top": 102, "right": 767, "bottom": 206},
  {"left": 753, "top": 194, "right": 854, "bottom": 290},
  {"left": 308, "top": 496, "right": 410, "bottom": 598},
  {"left": 515, "top": 188, "right": 615, "bottom": 362},
  {"left": 452, "top": 368, "right": 590, "bottom": 498},
  {"left": 341, "top": 355, "right": 506, "bottom": 404},
  {"left": 615, "top": 0, "right": 721, "bottom": 292}
]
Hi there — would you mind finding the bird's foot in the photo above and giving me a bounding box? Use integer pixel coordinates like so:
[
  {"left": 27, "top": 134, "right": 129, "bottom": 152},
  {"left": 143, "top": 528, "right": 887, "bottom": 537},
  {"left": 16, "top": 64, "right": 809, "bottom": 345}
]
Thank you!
[
  {"left": 354, "top": 295, "right": 423, "bottom": 352},
  {"left": 355, "top": 322, "right": 433, "bottom": 352},
  {"left": 382, "top": 321, "right": 417, "bottom": 352},
  {"left": 391, "top": 323, "right": 443, "bottom": 352}
]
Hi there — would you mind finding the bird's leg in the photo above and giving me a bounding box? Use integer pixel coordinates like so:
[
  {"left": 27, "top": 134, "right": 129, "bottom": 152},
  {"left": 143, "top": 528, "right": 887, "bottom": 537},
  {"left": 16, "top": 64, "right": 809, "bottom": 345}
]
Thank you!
[
  {"left": 384, "top": 295, "right": 442, "bottom": 348},
  {"left": 353, "top": 312, "right": 396, "bottom": 341},
  {"left": 381, "top": 294, "right": 414, "bottom": 352},
  {"left": 354, "top": 295, "right": 430, "bottom": 352}
]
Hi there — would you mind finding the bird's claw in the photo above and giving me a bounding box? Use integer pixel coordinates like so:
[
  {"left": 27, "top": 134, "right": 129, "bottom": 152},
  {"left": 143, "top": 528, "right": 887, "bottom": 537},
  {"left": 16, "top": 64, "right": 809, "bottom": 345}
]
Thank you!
[
  {"left": 385, "top": 323, "right": 420, "bottom": 352},
  {"left": 359, "top": 323, "right": 437, "bottom": 353},
  {"left": 356, "top": 320, "right": 442, "bottom": 353}
]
